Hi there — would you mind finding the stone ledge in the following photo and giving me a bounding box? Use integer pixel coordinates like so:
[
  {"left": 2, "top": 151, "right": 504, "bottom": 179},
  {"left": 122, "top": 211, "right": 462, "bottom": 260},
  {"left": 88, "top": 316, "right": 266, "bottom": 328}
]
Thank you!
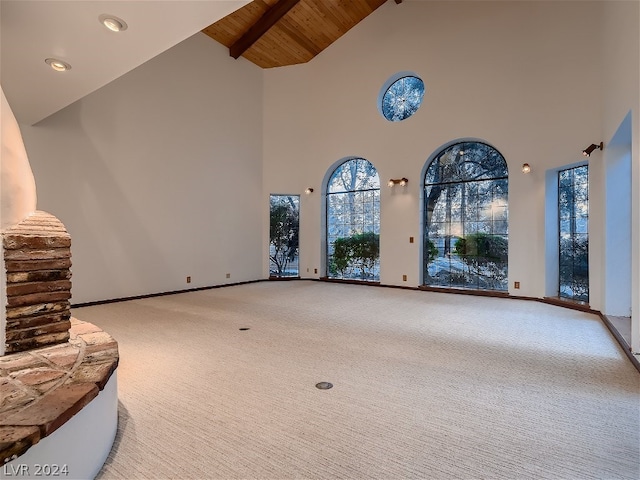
[{"left": 0, "top": 319, "right": 118, "bottom": 464}]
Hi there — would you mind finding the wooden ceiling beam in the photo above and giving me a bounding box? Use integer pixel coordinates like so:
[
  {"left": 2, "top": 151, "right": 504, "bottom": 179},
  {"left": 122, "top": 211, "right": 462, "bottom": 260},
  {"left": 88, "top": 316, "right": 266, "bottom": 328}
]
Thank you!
[{"left": 230, "top": 0, "right": 301, "bottom": 59}]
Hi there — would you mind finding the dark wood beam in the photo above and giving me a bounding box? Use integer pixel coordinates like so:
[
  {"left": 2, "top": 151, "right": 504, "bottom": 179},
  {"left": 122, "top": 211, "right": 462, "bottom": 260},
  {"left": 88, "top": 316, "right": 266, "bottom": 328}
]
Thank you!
[{"left": 230, "top": 0, "right": 301, "bottom": 59}]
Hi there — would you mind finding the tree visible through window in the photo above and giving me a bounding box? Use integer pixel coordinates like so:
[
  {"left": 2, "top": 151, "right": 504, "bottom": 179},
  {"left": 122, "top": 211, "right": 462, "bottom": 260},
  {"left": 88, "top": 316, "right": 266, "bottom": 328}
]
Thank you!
[
  {"left": 423, "top": 142, "right": 508, "bottom": 291},
  {"left": 381, "top": 75, "right": 425, "bottom": 122},
  {"left": 269, "top": 195, "right": 299, "bottom": 277},
  {"left": 326, "top": 158, "right": 380, "bottom": 281},
  {"left": 558, "top": 165, "right": 589, "bottom": 302}
]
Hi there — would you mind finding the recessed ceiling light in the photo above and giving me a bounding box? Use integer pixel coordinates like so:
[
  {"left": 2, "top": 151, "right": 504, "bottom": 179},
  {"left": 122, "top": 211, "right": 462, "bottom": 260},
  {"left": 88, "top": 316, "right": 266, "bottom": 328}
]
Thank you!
[
  {"left": 45, "top": 58, "right": 71, "bottom": 72},
  {"left": 99, "top": 14, "right": 128, "bottom": 32}
]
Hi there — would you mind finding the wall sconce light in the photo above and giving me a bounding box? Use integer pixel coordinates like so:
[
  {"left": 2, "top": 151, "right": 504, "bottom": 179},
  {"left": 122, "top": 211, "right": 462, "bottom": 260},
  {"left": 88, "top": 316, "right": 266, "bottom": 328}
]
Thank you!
[
  {"left": 521, "top": 163, "right": 531, "bottom": 174},
  {"left": 304, "top": 187, "right": 314, "bottom": 195},
  {"left": 582, "top": 142, "right": 603, "bottom": 157},
  {"left": 387, "top": 178, "right": 408, "bottom": 187}
]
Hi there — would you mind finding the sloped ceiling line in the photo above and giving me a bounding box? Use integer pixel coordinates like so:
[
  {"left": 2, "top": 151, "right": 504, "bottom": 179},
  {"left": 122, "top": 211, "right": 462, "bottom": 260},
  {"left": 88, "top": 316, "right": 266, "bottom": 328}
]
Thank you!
[
  {"left": 230, "top": 0, "right": 301, "bottom": 59},
  {"left": 202, "top": 0, "right": 391, "bottom": 69}
]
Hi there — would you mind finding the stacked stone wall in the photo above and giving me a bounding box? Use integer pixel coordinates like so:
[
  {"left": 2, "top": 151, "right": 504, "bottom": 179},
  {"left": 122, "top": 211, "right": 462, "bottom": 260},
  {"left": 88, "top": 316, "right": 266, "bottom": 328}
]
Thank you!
[{"left": 3, "top": 211, "right": 72, "bottom": 354}]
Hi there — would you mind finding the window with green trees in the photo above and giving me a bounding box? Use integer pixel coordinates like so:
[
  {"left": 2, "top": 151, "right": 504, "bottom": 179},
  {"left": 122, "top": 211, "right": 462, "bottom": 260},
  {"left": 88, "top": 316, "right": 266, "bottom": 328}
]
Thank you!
[
  {"left": 423, "top": 141, "right": 508, "bottom": 291},
  {"left": 269, "top": 195, "right": 299, "bottom": 277},
  {"left": 558, "top": 165, "right": 589, "bottom": 302},
  {"left": 326, "top": 158, "right": 380, "bottom": 281}
]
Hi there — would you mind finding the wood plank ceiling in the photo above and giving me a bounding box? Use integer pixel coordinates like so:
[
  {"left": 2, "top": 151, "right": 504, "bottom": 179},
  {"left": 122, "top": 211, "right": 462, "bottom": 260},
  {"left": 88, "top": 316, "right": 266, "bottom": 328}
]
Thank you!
[{"left": 202, "top": 0, "right": 391, "bottom": 68}]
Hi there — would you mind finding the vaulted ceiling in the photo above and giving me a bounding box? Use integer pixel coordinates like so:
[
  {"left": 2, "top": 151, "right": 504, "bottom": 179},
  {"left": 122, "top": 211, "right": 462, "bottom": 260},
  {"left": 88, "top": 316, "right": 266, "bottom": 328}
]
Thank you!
[
  {"left": 1, "top": 0, "right": 400, "bottom": 126},
  {"left": 202, "top": 0, "right": 392, "bottom": 68},
  {"left": 1, "top": 1, "right": 250, "bottom": 126}
]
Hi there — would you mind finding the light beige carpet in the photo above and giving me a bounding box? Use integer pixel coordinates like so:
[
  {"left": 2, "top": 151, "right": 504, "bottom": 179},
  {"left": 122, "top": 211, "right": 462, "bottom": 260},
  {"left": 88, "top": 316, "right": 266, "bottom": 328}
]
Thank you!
[{"left": 74, "top": 281, "right": 639, "bottom": 480}]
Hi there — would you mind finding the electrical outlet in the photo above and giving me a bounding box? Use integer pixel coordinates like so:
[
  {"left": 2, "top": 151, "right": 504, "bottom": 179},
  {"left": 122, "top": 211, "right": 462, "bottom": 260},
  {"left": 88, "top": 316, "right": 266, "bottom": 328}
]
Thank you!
[
  {"left": 226, "top": 273, "right": 231, "bottom": 279},
  {"left": 402, "top": 274, "right": 407, "bottom": 281},
  {"left": 409, "top": 237, "right": 414, "bottom": 243},
  {"left": 514, "top": 281, "right": 520, "bottom": 289},
  {"left": 314, "top": 268, "right": 318, "bottom": 274},
  {"left": 186, "top": 276, "right": 191, "bottom": 284}
]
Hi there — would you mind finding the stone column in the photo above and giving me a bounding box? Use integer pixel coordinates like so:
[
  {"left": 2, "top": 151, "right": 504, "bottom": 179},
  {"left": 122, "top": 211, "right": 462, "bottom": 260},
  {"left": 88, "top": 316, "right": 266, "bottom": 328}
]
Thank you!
[{"left": 3, "top": 211, "right": 72, "bottom": 354}]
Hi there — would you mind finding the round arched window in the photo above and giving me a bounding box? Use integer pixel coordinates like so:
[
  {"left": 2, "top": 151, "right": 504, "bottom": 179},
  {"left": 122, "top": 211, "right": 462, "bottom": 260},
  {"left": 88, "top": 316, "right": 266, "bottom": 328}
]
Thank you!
[
  {"left": 423, "top": 141, "right": 509, "bottom": 291},
  {"left": 325, "top": 158, "right": 380, "bottom": 282},
  {"left": 379, "top": 74, "right": 425, "bottom": 122}
]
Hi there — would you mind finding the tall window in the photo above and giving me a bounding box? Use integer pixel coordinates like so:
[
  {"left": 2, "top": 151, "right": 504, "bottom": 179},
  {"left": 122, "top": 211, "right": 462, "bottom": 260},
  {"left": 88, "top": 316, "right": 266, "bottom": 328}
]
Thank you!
[
  {"left": 558, "top": 165, "right": 589, "bottom": 302},
  {"left": 326, "top": 158, "right": 380, "bottom": 281},
  {"left": 269, "top": 195, "right": 299, "bottom": 278},
  {"left": 424, "top": 141, "right": 508, "bottom": 291}
]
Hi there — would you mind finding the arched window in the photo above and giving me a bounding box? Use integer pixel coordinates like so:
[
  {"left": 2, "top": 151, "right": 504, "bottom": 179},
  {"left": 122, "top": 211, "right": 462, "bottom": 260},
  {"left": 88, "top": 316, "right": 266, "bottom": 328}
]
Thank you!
[
  {"left": 326, "top": 158, "right": 380, "bottom": 281},
  {"left": 423, "top": 141, "right": 508, "bottom": 291}
]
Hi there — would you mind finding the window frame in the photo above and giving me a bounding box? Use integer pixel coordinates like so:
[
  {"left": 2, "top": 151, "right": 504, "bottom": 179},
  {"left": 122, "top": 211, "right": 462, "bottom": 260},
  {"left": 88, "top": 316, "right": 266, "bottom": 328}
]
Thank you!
[
  {"left": 557, "top": 164, "right": 589, "bottom": 302},
  {"left": 269, "top": 194, "right": 300, "bottom": 278},
  {"left": 325, "top": 157, "right": 381, "bottom": 282},
  {"left": 422, "top": 140, "right": 509, "bottom": 291},
  {"left": 378, "top": 72, "right": 425, "bottom": 122}
]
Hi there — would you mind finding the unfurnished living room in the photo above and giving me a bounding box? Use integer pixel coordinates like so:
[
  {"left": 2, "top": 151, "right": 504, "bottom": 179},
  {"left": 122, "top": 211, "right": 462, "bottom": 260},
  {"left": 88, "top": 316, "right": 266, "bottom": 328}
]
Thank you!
[{"left": 0, "top": 1, "right": 638, "bottom": 479}]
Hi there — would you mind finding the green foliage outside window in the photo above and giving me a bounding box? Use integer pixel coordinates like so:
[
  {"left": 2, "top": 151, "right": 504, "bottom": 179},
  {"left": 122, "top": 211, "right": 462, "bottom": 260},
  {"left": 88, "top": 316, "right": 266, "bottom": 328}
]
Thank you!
[
  {"left": 558, "top": 165, "right": 589, "bottom": 302},
  {"left": 269, "top": 198, "right": 299, "bottom": 277},
  {"left": 454, "top": 233, "right": 508, "bottom": 266},
  {"left": 424, "top": 141, "right": 509, "bottom": 291},
  {"left": 329, "top": 232, "right": 380, "bottom": 280},
  {"left": 326, "top": 157, "right": 380, "bottom": 281},
  {"left": 454, "top": 233, "right": 508, "bottom": 288},
  {"left": 426, "top": 239, "right": 438, "bottom": 263}
]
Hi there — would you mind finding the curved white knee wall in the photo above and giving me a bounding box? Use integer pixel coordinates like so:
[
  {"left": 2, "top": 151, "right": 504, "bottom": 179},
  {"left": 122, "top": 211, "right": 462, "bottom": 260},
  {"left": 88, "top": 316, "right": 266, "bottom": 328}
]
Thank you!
[
  {"left": 1, "top": 85, "right": 38, "bottom": 357},
  {"left": 3, "top": 373, "right": 118, "bottom": 480},
  {"left": 0, "top": 86, "right": 37, "bottom": 230}
]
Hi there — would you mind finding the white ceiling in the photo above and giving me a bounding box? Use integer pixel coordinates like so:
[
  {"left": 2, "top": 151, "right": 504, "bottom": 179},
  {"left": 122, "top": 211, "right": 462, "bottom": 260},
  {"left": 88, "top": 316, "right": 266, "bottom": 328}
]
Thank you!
[{"left": 1, "top": 1, "right": 249, "bottom": 126}]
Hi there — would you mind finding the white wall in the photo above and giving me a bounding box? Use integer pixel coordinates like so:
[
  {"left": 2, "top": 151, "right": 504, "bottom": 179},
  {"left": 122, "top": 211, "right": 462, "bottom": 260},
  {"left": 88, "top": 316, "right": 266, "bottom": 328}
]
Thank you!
[
  {"left": 21, "top": 33, "right": 264, "bottom": 304},
  {"left": 16, "top": 1, "right": 635, "bottom": 321},
  {"left": 263, "top": 0, "right": 603, "bottom": 298},
  {"left": 601, "top": 0, "right": 639, "bottom": 351},
  {"left": 1, "top": 86, "right": 39, "bottom": 355}
]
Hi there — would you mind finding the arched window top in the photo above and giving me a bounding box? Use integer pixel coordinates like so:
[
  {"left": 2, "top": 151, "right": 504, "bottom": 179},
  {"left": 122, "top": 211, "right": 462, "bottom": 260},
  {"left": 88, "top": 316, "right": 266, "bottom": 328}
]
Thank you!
[
  {"left": 425, "top": 141, "right": 508, "bottom": 186},
  {"left": 328, "top": 158, "right": 380, "bottom": 193}
]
